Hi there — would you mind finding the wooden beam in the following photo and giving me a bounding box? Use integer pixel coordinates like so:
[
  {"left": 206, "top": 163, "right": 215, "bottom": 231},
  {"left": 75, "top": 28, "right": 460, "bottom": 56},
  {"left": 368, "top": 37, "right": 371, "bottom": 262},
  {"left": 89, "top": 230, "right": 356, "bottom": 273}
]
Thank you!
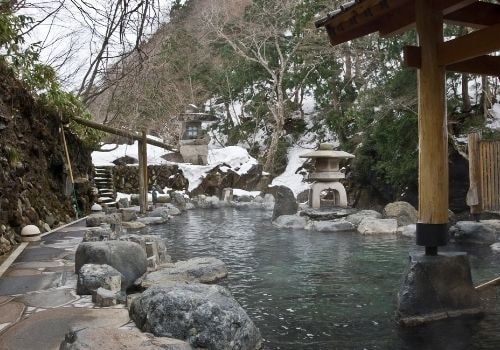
[
  {"left": 138, "top": 131, "right": 148, "bottom": 214},
  {"left": 444, "top": 2, "right": 500, "bottom": 28},
  {"left": 404, "top": 46, "right": 500, "bottom": 76},
  {"left": 323, "top": 0, "right": 406, "bottom": 45},
  {"left": 379, "top": 0, "right": 476, "bottom": 37},
  {"left": 416, "top": 0, "right": 448, "bottom": 225},
  {"left": 72, "top": 117, "right": 176, "bottom": 151},
  {"left": 439, "top": 22, "right": 500, "bottom": 65},
  {"left": 467, "top": 133, "right": 482, "bottom": 216}
]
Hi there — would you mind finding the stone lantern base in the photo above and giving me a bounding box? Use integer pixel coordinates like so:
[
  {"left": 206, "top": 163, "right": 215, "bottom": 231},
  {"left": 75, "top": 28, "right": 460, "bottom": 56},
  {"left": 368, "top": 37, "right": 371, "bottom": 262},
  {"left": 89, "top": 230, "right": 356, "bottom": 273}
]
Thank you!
[
  {"left": 396, "top": 252, "right": 483, "bottom": 326},
  {"left": 309, "top": 181, "right": 348, "bottom": 209}
]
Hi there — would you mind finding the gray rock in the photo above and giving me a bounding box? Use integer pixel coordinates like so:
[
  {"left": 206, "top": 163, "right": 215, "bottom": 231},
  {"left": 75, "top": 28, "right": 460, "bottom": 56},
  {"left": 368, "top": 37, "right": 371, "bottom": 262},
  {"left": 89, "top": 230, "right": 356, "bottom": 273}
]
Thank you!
[
  {"left": 383, "top": 201, "right": 418, "bottom": 226},
  {"left": 82, "top": 224, "right": 117, "bottom": 242},
  {"left": 86, "top": 213, "right": 122, "bottom": 227},
  {"left": 142, "top": 257, "right": 228, "bottom": 288},
  {"left": 130, "top": 283, "right": 262, "bottom": 350},
  {"left": 165, "top": 203, "right": 182, "bottom": 216},
  {"left": 76, "top": 264, "right": 122, "bottom": 295},
  {"left": 157, "top": 194, "right": 171, "bottom": 203},
  {"left": 270, "top": 186, "right": 298, "bottom": 220},
  {"left": 345, "top": 210, "right": 382, "bottom": 226},
  {"left": 149, "top": 207, "right": 170, "bottom": 219},
  {"left": 481, "top": 219, "right": 500, "bottom": 233},
  {"left": 91, "top": 287, "right": 119, "bottom": 307},
  {"left": 171, "top": 192, "right": 187, "bottom": 211},
  {"left": 137, "top": 216, "right": 168, "bottom": 225},
  {"left": 397, "top": 224, "right": 416, "bottom": 238},
  {"left": 75, "top": 241, "right": 147, "bottom": 290},
  {"left": 308, "top": 220, "right": 355, "bottom": 232},
  {"left": 233, "top": 202, "right": 266, "bottom": 210},
  {"left": 119, "top": 234, "right": 169, "bottom": 264},
  {"left": 118, "top": 197, "right": 130, "bottom": 209},
  {"left": 357, "top": 218, "right": 398, "bottom": 235},
  {"left": 451, "top": 221, "right": 497, "bottom": 245},
  {"left": 59, "top": 327, "right": 193, "bottom": 350},
  {"left": 301, "top": 208, "right": 355, "bottom": 221},
  {"left": 130, "top": 194, "right": 140, "bottom": 206},
  {"left": 272, "top": 215, "right": 307, "bottom": 229},
  {"left": 195, "top": 195, "right": 221, "bottom": 209},
  {"left": 397, "top": 252, "right": 482, "bottom": 326},
  {"left": 121, "top": 210, "right": 138, "bottom": 222},
  {"left": 122, "top": 221, "right": 146, "bottom": 231}
]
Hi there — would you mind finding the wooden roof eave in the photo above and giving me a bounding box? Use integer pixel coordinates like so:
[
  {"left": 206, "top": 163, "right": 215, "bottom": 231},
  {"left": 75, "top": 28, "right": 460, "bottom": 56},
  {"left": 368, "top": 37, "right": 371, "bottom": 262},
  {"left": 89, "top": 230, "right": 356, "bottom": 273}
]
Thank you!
[{"left": 316, "top": 0, "right": 500, "bottom": 46}]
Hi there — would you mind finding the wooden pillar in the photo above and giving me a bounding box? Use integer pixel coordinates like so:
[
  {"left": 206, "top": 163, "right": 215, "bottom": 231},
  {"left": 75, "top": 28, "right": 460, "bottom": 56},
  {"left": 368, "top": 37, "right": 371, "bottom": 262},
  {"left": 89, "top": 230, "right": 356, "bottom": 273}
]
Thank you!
[
  {"left": 415, "top": 0, "right": 448, "bottom": 254},
  {"left": 138, "top": 131, "right": 148, "bottom": 214},
  {"left": 467, "top": 133, "right": 482, "bottom": 218}
]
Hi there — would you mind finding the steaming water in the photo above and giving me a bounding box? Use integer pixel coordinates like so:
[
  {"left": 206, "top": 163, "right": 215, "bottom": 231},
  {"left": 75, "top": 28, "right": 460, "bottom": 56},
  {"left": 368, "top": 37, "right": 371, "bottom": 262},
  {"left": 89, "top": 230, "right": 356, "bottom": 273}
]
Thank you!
[{"left": 153, "top": 209, "right": 500, "bottom": 349}]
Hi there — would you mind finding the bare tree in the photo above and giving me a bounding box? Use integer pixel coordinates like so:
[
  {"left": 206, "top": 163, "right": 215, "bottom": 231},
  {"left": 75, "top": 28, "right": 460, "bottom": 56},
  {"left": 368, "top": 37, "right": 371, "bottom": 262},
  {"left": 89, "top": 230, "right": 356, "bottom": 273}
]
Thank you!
[
  {"left": 15, "top": 0, "right": 169, "bottom": 100},
  {"left": 204, "top": 0, "right": 320, "bottom": 172}
]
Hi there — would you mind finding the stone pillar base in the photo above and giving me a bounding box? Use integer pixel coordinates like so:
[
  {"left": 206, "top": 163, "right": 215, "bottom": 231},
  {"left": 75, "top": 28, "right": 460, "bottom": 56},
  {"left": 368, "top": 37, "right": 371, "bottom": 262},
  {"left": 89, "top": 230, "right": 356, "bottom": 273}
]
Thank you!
[{"left": 396, "top": 252, "right": 483, "bottom": 326}]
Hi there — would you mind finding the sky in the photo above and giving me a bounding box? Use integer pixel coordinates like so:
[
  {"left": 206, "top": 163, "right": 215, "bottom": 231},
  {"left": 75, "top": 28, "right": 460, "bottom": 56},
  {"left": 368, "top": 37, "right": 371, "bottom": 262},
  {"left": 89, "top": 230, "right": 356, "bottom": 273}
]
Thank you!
[{"left": 19, "top": 0, "right": 179, "bottom": 91}]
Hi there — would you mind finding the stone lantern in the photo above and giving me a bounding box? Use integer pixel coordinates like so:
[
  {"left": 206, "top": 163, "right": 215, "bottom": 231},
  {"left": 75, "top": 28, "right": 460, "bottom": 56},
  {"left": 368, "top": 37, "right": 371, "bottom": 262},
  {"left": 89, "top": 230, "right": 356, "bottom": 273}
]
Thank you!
[
  {"left": 300, "top": 143, "right": 355, "bottom": 209},
  {"left": 178, "top": 105, "right": 216, "bottom": 165}
]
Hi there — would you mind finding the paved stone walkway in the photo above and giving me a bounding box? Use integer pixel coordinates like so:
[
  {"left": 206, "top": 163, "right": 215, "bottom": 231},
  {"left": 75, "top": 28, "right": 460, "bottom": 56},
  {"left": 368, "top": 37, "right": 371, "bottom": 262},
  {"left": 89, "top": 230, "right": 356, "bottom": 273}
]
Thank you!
[{"left": 0, "top": 222, "right": 137, "bottom": 350}]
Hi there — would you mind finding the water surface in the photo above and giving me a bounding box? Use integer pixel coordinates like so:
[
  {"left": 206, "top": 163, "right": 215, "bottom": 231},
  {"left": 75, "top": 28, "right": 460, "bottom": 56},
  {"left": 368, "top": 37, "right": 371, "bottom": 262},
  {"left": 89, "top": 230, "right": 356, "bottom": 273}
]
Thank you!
[{"left": 153, "top": 209, "right": 500, "bottom": 350}]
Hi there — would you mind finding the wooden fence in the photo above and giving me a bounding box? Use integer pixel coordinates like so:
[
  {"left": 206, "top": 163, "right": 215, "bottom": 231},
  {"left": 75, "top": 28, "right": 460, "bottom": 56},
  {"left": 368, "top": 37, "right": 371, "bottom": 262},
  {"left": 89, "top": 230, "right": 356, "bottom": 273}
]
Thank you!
[{"left": 468, "top": 133, "right": 500, "bottom": 214}]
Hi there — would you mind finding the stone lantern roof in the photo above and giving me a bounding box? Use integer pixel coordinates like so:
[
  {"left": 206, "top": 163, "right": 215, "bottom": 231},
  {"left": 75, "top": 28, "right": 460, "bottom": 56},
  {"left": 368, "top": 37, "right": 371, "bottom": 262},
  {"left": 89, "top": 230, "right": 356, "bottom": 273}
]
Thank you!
[{"left": 299, "top": 143, "right": 355, "bottom": 159}]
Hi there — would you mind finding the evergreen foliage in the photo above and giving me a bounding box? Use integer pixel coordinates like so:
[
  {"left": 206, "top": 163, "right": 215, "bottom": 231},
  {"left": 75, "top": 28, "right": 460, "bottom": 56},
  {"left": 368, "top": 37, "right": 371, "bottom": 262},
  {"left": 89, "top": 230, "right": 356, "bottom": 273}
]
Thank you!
[{"left": 0, "top": 8, "right": 101, "bottom": 149}]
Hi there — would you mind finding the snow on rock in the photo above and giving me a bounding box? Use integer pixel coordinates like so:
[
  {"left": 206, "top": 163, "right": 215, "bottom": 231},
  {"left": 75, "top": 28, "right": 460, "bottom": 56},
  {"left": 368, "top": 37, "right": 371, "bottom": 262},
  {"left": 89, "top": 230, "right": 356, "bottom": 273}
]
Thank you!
[
  {"left": 271, "top": 145, "right": 310, "bottom": 197},
  {"left": 92, "top": 140, "right": 171, "bottom": 166},
  {"left": 233, "top": 189, "right": 261, "bottom": 198}
]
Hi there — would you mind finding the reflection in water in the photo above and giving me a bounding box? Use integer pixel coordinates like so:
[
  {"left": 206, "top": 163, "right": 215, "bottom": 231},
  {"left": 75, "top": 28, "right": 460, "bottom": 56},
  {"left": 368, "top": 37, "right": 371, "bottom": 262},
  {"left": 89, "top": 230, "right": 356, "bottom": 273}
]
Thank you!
[{"left": 151, "top": 209, "right": 500, "bottom": 350}]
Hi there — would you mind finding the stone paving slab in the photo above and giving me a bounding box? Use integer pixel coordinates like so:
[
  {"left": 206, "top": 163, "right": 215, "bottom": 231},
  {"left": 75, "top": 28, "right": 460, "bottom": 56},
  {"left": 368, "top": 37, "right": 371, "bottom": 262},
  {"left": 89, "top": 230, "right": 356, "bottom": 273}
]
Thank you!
[
  {"left": 0, "top": 301, "right": 25, "bottom": 324},
  {"left": 0, "top": 308, "right": 130, "bottom": 350},
  {"left": 0, "top": 273, "right": 63, "bottom": 295},
  {"left": 15, "top": 289, "right": 77, "bottom": 309}
]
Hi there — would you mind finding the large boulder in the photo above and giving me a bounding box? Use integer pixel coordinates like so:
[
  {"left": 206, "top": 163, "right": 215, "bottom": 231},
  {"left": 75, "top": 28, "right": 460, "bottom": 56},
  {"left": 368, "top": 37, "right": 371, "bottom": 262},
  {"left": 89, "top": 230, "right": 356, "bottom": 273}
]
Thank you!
[
  {"left": 345, "top": 210, "right": 382, "bottom": 227},
  {"left": 86, "top": 213, "right": 122, "bottom": 227},
  {"left": 272, "top": 215, "right": 307, "bottom": 229},
  {"left": 119, "top": 234, "right": 169, "bottom": 265},
  {"left": 75, "top": 241, "right": 147, "bottom": 290},
  {"left": 357, "top": 218, "right": 398, "bottom": 235},
  {"left": 171, "top": 192, "right": 188, "bottom": 211},
  {"left": 82, "top": 224, "right": 117, "bottom": 242},
  {"left": 270, "top": 186, "right": 297, "bottom": 220},
  {"left": 76, "top": 263, "right": 122, "bottom": 295},
  {"left": 137, "top": 216, "right": 168, "bottom": 225},
  {"left": 451, "top": 221, "right": 497, "bottom": 245},
  {"left": 194, "top": 195, "right": 221, "bottom": 209},
  {"left": 59, "top": 327, "right": 193, "bottom": 350},
  {"left": 397, "top": 252, "right": 482, "bottom": 326},
  {"left": 142, "top": 257, "right": 227, "bottom": 288},
  {"left": 130, "top": 283, "right": 262, "bottom": 350},
  {"left": 308, "top": 220, "right": 355, "bottom": 232},
  {"left": 383, "top": 201, "right": 418, "bottom": 226},
  {"left": 397, "top": 224, "right": 416, "bottom": 238}
]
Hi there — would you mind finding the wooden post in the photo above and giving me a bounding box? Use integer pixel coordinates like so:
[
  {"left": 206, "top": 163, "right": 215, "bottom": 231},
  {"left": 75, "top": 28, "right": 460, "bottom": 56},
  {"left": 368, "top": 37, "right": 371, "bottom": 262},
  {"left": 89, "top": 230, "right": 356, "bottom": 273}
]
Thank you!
[
  {"left": 142, "top": 131, "right": 148, "bottom": 212},
  {"left": 467, "top": 133, "right": 482, "bottom": 219},
  {"left": 415, "top": 0, "right": 448, "bottom": 255},
  {"left": 138, "top": 131, "right": 148, "bottom": 214}
]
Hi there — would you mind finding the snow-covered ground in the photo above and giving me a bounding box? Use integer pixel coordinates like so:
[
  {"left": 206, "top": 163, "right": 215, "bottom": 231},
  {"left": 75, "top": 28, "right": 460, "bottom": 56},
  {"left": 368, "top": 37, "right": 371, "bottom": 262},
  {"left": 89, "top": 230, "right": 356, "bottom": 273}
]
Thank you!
[{"left": 92, "top": 142, "right": 261, "bottom": 193}]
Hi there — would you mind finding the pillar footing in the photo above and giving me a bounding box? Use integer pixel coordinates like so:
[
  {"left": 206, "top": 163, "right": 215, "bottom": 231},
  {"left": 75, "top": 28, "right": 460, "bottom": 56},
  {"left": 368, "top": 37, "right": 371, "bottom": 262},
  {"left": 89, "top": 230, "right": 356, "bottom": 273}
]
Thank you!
[{"left": 397, "top": 252, "right": 483, "bottom": 326}]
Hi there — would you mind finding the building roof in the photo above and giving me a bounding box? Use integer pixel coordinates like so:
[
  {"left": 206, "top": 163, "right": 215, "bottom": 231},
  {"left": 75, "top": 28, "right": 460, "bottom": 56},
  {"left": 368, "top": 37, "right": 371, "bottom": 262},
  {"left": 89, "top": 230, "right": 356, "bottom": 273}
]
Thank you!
[{"left": 314, "top": 0, "right": 500, "bottom": 76}]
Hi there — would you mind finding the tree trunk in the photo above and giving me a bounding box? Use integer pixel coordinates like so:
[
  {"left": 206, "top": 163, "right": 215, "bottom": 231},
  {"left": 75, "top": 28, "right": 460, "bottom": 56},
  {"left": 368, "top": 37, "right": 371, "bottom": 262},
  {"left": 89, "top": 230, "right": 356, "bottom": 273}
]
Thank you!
[{"left": 461, "top": 74, "right": 471, "bottom": 113}]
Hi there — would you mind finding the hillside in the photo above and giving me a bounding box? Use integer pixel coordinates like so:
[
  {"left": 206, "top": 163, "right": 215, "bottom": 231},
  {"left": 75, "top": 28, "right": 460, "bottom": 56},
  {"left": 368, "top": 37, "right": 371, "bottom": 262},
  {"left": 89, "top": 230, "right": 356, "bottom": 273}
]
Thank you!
[{"left": 0, "top": 61, "right": 94, "bottom": 255}]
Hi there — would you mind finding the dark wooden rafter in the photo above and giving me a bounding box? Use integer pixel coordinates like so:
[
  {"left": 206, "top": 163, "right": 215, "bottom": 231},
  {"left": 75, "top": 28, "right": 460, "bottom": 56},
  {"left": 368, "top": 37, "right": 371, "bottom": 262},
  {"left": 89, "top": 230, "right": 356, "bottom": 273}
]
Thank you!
[
  {"left": 439, "top": 22, "right": 500, "bottom": 65},
  {"left": 404, "top": 45, "right": 500, "bottom": 77},
  {"left": 317, "top": 0, "right": 500, "bottom": 45}
]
